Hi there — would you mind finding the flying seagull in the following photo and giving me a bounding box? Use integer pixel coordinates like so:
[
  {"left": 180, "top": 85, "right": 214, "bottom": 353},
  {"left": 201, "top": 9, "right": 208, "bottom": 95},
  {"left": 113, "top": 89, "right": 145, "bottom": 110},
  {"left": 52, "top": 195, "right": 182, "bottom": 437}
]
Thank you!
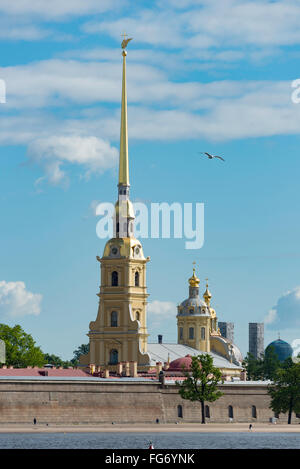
[
  {"left": 121, "top": 37, "right": 133, "bottom": 49},
  {"left": 200, "top": 152, "right": 225, "bottom": 161}
]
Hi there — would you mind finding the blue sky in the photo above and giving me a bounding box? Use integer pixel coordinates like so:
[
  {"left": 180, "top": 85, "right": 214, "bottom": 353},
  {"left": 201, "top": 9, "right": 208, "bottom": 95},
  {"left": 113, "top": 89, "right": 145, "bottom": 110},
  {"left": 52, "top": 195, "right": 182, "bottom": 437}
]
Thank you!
[{"left": 1, "top": 0, "right": 300, "bottom": 360}]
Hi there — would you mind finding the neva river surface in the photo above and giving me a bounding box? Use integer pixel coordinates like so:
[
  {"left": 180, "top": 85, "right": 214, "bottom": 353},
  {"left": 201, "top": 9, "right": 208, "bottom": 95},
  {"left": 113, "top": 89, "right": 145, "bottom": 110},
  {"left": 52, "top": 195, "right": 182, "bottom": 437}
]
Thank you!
[{"left": 0, "top": 432, "right": 299, "bottom": 449}]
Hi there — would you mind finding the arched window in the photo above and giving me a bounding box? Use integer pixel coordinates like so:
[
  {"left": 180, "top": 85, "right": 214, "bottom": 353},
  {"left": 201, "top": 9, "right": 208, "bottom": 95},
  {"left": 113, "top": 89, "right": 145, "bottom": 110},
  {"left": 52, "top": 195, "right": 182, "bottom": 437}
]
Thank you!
[
  {"left": 205, "top": 405, "right": 210, "bottom": 419},
  {"left": 179, "top": 327, "right": 183, "bottom": 340},
  {"left": 177, "top": 405, "right": 183, "bottom": 418},
  {"left": 136, "top": 311, "right": 140, "bottom": 321},
  {"left": 228, "top": 405, "right": 234, "bottom": 419},
  {"left": 111, "top": 271, "right": 118, "bottom": 286},
  {"left": 201, "top": 327, "right": 206, "bottom": 340},
  {"left": 189, "top": 327, "right": 194, "bottom": 339},
  {"left": 111, "top": 311, "right": 118, "bottom": 327},
  {"left": 135, "top": 271, "right": 140, "bottom": 286},
  {"left": 110, "top": 349, "right": 118, "bottom": 365},
  {"left": 252, "top": 405, "right": 257, "bottom": 418}
]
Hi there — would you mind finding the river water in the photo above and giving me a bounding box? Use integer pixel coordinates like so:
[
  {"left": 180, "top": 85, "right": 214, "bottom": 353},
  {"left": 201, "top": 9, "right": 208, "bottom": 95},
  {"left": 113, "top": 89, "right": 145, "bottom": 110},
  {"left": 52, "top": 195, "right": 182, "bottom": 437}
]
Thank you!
[{"left": 0, "top": 432, "right": 299, "bottom": 449}]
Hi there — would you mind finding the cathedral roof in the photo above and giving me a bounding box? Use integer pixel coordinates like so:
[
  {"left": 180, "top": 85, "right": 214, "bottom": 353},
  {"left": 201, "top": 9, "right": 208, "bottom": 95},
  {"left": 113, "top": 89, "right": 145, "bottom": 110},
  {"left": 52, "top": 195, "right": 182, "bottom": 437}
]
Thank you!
[
  {"left": 147, "top": 343, "right": 242, "bottom": 370},
  {"left": 178, "top": 266, "right": 211, "bottom": 315},
  {"left": 179, "top": 297, "right": 207, "bottom": 308}
]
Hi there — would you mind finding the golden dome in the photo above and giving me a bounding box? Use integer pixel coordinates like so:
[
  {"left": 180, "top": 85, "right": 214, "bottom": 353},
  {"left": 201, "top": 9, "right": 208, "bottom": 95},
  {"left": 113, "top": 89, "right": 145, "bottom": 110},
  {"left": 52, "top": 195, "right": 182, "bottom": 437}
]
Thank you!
[
  {"left": 203, "top": 279, "right": 212, "bottom": 304},
  {"left": 188, "top": 268, "right": 200, "bottom": 287}
]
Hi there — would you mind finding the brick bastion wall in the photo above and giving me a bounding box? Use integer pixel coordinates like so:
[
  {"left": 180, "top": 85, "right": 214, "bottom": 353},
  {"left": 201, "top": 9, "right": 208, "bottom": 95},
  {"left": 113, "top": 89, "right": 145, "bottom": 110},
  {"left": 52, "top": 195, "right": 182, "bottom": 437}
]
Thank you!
[{"left": 0, "top": 377, "right": 297, "bottom": 424}]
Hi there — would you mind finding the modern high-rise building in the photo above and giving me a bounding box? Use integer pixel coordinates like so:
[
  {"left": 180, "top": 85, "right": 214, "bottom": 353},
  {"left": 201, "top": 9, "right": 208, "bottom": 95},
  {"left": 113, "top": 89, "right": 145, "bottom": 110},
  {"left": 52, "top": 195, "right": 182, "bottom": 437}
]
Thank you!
[
  {"left": 249, "top": 323, "right": 264, "bottom": 359},
  {"left": 219, "top": 322, "right": 234, "bottom": 343}
]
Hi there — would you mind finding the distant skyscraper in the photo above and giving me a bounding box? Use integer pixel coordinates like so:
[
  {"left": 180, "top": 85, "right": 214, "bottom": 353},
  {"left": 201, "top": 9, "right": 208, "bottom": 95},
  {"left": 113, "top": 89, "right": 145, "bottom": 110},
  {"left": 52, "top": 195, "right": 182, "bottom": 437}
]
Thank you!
[
  {"left": 218, "top": 322, "right": 234, "bottom": 343},
  {"left": 249, "top": 323, "right": 264, "bottom": 359},
  {"left": 0, "top": 339, "right": 5, "bottom": 364}
]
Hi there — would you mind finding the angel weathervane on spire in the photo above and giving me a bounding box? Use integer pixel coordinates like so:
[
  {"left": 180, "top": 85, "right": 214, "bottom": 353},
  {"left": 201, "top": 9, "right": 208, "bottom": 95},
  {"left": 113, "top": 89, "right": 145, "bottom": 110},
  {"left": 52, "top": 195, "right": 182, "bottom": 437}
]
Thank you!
[{"left": 121, "top": 32, "right": 133, "bottom": 49}]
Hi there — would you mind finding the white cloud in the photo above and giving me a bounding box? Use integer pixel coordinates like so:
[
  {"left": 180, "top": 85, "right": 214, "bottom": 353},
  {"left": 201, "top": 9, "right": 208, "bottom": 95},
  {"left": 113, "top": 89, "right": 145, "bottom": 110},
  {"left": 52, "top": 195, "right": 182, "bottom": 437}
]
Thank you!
[
  {"left": 0, "top": 23, "right": 49, "bottom": 40},
  {"left": 0, "top": 0, "right": 124, "bottom": 41},
  {"left": 265, "top": 287, "right": 300, "bottom": 330},
  {"left": 83, "top": 10, "right": 184, "bottom": 48},
  {"left": 147, "top": 300, "right": 177, "bottom": 341},
  {"left": 148, "top": 300, "right": 176, "bottom": 317},
  {"left": 185, "top": 1, "right": 300, "bottom": 48},
  {"left": 1, "top": 77, "right": 300, "bottom": 148},
  {"left": 1, "top": 56, "right": 297, "bottom": 114},
  {"left": 1, "top": 58, "right": 164, "bottom": 109},
  {"left": 28, "top": 135, "right": 118, "bottom": 185},
  {"left": 2, "top": 55, "right": 300, "bottom": 186},
  {"left": 0, "top": 0, "right": 122, "bottom": 19},
  {"left": 83, "top": 1, "right": 300, "bottom": 55},
  {"left": 0, "top": 281, "right": 42, "bottom": 318}
]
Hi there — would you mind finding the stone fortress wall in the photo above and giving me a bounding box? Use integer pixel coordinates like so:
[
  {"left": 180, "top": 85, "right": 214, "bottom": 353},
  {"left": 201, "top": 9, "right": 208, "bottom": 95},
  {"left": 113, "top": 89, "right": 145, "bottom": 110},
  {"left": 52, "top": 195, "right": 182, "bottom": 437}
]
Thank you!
[{"left": 0, "top": 378, "right": 298, "bottom": 425}]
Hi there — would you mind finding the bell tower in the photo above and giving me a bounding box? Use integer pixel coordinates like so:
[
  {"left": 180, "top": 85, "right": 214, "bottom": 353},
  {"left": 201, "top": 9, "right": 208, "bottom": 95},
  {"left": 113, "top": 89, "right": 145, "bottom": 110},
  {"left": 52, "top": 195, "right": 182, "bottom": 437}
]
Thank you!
[{"left": 87, "top": 38, "right": 151, "bottom": 369}]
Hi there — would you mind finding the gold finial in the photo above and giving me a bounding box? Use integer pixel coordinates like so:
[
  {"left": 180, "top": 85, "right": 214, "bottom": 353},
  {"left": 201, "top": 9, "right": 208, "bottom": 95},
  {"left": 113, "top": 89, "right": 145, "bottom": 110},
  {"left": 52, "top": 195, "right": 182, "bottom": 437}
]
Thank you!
[
  {"left": 203, "top": 277, "right": 212, "bottom": 305},
  {"left": 189, "top": 262, "right": 200, "bottom": 287},
  {"left": 121, "top": 32, "right": 133, "bottom": 50}
]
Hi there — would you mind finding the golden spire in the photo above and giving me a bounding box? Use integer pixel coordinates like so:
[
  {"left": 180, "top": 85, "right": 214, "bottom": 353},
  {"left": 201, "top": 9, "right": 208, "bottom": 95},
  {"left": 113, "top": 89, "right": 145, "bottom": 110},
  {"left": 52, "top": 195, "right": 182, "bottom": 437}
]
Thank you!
[
  {"left": 203, "top": 278, "right": 212, "bottom": 306},
  {"left": 188, "top": 262, "right": 200, "bottom": 287},
  {"left": 118, "top": 33, "right": 132, "bottom": 187}
]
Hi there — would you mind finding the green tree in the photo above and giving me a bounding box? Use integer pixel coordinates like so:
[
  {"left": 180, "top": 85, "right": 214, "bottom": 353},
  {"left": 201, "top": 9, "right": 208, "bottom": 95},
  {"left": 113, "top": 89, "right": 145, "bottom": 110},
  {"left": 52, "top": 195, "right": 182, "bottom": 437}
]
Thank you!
[
  {"left": 177, "top": 354, "right": 223, "bottom": 424},
  {"left": 263, "top": 346, "right": 281, "bottom": 380},
  {"left": 242, "top": 353, "right": 264, "bottom": 380},
  {"left": 268, "top": 362, "right": 300, "bottom": 424},
  {"left": 72, "top": 343, "right": 89, "bottom": 364},
  {"left": 43, "top": 353, "right": 73, "bottom": 368},
  {"left": 0, "top": 324, "right": 45, "bottom": 368}
]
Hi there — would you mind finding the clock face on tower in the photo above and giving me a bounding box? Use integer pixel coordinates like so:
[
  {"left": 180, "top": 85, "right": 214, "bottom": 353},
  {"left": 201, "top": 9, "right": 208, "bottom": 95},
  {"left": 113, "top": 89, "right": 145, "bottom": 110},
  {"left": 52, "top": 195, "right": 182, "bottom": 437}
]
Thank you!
[{"left": 110, "top": 246, "right": 119, "bottom": 256}]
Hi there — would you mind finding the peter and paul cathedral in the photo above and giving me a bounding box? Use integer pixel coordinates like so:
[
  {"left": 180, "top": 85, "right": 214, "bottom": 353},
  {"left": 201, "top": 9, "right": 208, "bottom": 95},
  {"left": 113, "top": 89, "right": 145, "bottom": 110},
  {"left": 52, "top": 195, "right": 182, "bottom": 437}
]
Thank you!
[{"left": 81, "top": 39, "right": 243, "bottom": 377}]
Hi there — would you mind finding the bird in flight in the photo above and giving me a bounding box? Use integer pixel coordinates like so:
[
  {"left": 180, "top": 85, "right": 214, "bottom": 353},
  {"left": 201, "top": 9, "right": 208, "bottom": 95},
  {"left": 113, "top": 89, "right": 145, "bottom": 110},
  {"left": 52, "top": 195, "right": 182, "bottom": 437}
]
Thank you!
[{"left": 200, "top": 152, "right": 225, "bottom": 161}]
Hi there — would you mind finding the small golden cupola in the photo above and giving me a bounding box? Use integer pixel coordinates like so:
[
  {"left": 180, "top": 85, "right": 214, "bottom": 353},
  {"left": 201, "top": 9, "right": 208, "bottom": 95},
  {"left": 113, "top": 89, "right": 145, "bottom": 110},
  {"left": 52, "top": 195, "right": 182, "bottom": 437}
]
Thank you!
[
  {"left": 188, "top": 267, "right": 200, "bottom": 288},
  {"left": 203, "top": 279, "right": 212, "bottom": 306}
]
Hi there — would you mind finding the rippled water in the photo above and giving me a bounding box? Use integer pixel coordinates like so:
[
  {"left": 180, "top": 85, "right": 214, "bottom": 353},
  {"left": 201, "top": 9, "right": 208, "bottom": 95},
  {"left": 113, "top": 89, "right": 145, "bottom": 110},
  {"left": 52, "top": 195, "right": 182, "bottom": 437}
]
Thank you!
[{"left": 0, "top": 432, "right": 299, "bottom": 449}]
